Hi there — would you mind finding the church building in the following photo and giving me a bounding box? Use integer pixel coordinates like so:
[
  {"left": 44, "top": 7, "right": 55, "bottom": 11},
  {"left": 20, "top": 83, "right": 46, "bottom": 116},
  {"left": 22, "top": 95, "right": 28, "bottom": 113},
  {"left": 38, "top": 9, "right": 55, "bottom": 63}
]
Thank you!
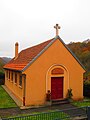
[{"left": 4, "top": 24, "right": 85, "bottom": 107}]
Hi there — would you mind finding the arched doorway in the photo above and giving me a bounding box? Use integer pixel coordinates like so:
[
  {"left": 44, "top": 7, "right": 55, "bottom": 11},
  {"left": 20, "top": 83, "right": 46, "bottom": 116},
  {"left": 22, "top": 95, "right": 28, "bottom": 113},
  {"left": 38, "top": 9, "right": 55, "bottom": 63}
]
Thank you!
[{"left": 46, "top": 64, "right": 69, "bottom": 100}]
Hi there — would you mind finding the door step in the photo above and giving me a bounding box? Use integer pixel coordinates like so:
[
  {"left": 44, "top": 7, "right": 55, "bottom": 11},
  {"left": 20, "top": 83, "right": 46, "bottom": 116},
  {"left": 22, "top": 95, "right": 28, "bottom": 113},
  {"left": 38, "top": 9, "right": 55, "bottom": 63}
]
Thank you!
[{"left": 51, "top": 99, "right": 69, "bottom": 105}]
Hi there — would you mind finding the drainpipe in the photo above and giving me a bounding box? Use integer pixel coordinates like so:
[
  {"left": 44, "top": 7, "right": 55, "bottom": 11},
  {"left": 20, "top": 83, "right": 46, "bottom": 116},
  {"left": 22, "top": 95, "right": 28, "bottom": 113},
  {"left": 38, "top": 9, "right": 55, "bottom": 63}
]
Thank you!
[{"left": 23, "top": 74, "right": 26, "bottom": 106}]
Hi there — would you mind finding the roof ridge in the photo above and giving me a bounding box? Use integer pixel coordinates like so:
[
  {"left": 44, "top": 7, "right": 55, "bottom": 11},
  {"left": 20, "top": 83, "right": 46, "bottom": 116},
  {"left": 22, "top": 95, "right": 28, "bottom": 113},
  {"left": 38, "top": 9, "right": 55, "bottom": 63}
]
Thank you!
[
  {"left": 21, "top": 38, "right": 54, "bottom": 52},
  {"left": 4, "top": 37, "right": 55, "bottom": 71},
  {"left": 22, "top": 38, "right": 56, "bottom": 71},
  {"left": 4, "top": 35, "right": 85, "bottom": 71},
  {"left": 57, "top": 36, "right": 86, "bottom": 70}
]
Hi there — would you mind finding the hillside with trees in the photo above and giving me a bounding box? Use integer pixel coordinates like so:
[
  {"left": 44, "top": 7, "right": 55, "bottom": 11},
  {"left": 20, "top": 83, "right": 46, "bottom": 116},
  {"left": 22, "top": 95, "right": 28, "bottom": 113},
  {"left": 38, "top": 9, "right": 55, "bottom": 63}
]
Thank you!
[
  {"left": 0, "top": 57, "right": 11, "bottom": 84},
  {"left": 67, "top": 39, "right": 90, "bottom": 80},
  {"left": 0, "top": 58, "right": 5, "bottom": 74},
  {"left": 0, "top": 57, "right": 11, "bottom": 74}
]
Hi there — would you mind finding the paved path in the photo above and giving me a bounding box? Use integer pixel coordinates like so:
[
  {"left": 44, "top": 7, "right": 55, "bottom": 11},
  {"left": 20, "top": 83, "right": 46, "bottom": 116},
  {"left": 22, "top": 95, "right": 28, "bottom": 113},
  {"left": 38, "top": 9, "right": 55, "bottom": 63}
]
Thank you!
[
  {"left": 0, "top": 104, "right": 87, "bottom": 118},
  {"left": 1, "top": 86, "right": 87, "bottom": 119}
]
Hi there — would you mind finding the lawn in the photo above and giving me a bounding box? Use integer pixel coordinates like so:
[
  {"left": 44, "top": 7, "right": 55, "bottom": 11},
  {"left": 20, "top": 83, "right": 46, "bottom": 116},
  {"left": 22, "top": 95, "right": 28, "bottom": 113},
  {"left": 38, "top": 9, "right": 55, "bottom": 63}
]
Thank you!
[
  {"left": 0, "top": 85, "right": 17, "bottom": 108},
  {"left": 8, "top": 111, "right": 70, "bottom": 120},
  {"left": 0, "top": 85, "right": 89, "bottom": 119},
  {"left": 72, "top": 98, "right": 90, "bottom": 107}
]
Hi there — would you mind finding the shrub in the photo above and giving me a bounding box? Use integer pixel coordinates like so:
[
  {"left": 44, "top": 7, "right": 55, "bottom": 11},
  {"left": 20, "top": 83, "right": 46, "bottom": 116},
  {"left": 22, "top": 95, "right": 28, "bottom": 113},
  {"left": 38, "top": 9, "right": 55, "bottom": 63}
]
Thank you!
[
  {"left": 0, "top": 72, "right": 5, "bottom": 85},
  {"left": 67, "top": 88, "right": 73, "bottom": 99},
  {"left": 83, "top": 80, "right": 90, "bottom": 97}
]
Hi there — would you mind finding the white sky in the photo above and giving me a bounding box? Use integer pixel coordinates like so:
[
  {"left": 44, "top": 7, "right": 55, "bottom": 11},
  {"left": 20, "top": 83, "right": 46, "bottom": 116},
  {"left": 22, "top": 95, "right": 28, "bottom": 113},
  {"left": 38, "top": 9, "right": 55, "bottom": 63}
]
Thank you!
[{"left": 0, "top": 0, "right": 90, "bottom": 57}]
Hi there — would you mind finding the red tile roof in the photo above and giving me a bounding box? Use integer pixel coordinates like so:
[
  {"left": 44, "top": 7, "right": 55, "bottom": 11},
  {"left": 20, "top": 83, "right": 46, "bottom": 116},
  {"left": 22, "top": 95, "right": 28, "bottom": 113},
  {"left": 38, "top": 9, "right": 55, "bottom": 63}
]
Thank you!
[
  {"left": 4, "top": 36, "right": 85, "bottom": 71},
  {"left": 4, "top": 39, "right": 53, "bottom": 71}
]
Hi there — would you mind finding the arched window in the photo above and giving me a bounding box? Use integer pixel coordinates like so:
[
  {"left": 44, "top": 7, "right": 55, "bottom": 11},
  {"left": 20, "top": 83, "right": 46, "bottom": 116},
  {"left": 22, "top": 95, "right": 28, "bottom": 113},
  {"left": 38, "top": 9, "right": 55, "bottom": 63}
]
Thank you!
[{"left": 51, "top": 68, "right": 64, "bottom": 75}]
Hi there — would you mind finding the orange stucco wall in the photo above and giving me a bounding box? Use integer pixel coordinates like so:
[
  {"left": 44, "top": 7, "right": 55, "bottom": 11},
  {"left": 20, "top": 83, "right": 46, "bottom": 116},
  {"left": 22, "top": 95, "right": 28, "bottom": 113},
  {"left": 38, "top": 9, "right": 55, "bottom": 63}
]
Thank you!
[
  {"left": 22, "top": 39, "right": 85, "bottom": 106},
  {"left": 5, "top": 70, "right": 24, "bottom": 104}
]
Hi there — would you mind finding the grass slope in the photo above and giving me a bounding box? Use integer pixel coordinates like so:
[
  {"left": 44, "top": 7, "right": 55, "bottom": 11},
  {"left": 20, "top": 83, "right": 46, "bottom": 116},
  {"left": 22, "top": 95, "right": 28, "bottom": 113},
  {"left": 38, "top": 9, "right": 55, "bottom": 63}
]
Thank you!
[
  {"left": 73, "top": 100, "right": 90, "bottom": 107},
  {"left": 72, "top": 97, "right": 90, "bottom": 107},
  {"left": 0, "top": 86, "right": 17, "bottom": 108}
]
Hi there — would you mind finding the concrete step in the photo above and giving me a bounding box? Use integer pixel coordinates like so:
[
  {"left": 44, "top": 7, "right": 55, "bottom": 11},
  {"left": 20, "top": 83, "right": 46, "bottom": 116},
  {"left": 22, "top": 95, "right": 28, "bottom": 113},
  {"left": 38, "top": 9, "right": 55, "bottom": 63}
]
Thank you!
[{"left": 51, "top": 99, "right": 69, "bottom": 105}]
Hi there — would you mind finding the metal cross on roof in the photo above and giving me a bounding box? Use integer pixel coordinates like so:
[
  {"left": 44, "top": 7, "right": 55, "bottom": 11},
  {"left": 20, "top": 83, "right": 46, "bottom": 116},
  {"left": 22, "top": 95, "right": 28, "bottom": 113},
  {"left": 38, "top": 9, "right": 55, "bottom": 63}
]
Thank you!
[{"left": 54, "top": 24, "right": 60, "bottom": 36}]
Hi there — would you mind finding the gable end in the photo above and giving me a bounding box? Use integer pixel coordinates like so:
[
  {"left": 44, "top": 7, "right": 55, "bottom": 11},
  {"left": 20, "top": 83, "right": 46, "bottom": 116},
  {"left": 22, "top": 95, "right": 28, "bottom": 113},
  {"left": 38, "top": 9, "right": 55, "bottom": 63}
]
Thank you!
[
  {"left": 57, "top": 36, "right": 86, "bottom": 71},
  {"left": 22, "top": 38, "right": 57, "bottom": 72},
  {"left": 22, "top": 36, "right": 85, "bottom": 72}
]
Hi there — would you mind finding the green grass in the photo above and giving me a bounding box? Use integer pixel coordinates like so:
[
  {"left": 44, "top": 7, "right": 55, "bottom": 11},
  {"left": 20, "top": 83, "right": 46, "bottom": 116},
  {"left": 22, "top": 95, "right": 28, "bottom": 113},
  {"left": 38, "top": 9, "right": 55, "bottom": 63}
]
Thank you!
[
  {"left": 1, "top": 84, "right": 89, "bottom": 119},
  {"left": 0, "top": 86, "right": 17, "bottom": 108},
  {"left": 72, "top": 98, "right": 90, "bottom": 107},
  {"left": 8, "top": 111, "right": 69, "bottom": 120}
]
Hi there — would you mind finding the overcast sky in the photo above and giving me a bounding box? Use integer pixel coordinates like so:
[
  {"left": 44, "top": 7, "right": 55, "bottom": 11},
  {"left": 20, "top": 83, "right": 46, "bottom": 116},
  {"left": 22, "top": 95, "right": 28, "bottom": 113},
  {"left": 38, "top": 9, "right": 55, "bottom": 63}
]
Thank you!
[{"left": 0, "top": 0, "right": 90, "bottom": 57}]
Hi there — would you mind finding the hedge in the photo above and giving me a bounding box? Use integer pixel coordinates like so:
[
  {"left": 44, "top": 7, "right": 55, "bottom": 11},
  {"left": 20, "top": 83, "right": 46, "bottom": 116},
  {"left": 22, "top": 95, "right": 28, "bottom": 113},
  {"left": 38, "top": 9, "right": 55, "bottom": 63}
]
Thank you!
[
  {"left": 83, "top": 80, "right": 90, "bottom": 97},
  {"left": 0, "top": 72, "right": 5, "bottom": 85}
]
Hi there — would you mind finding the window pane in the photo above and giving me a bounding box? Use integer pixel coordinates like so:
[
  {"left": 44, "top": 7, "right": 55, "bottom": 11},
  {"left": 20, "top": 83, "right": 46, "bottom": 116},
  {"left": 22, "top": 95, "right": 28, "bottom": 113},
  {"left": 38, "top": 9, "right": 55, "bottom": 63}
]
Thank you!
[
  {"left": 19, "top": 75, "right": 22, "bottom": 86},
  {"left": 9, "top": 71, "right": 10, "bottom": 79},
  {"left": 6, "top": 70, "right": 8, "bottom": 80},
  {"left": 11, "top": 72, "right": 13, "bottom": 81},
  {"left": 15, "top": 73, "right": 17, "bottom": 84}
]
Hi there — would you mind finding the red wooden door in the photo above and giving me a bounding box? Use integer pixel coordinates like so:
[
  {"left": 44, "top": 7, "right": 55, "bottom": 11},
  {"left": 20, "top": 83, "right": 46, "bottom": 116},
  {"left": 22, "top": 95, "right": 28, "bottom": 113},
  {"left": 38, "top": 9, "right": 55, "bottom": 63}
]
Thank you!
[{"left": 51, "top": 77, "right": 63, "bottom": 100}]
